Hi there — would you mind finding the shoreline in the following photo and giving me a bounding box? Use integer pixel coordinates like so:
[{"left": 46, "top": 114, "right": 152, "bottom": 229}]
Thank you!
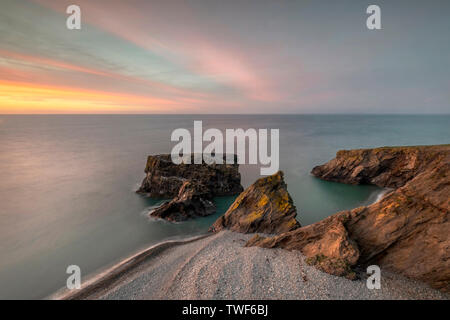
[
  {"left": 51, "top": 144, "right": 450, "bottom": 299},
  {"left": 50, "top": 233, "right": 212, "bottom": 300},
  {"left": 372, "top": 187, "right": 392, "bottom": 204},
  {"left": 52, "top": 231, "right": 449, "bottom": 300},
  {"left": 49, "top": 187, "right": 439, "bottom": 300}
]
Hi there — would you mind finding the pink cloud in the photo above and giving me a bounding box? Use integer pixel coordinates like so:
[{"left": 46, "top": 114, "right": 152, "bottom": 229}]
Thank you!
[{"left": 32, "top": 0, "right": 281, "bottom": 103}]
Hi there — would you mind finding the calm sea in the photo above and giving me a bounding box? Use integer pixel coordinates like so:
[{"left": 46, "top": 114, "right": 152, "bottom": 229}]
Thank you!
[{"left": 0, "top": 114, "right": 448, "bottom": 299}]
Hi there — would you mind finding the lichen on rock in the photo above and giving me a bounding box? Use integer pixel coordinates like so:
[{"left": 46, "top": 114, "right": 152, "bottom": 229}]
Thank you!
[{"left": 210, "top": 171, "right": 300, "bottom": 234}]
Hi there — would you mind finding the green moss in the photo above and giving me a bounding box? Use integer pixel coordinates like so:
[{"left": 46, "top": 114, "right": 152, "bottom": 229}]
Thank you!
[{"left": 306, "top": 254, "right": 327, "bottom": 265}]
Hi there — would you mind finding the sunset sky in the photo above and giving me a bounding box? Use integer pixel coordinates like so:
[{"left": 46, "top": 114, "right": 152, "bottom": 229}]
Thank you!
[{"left": 1, "top": 0, "right": 449, "bottom": 114}]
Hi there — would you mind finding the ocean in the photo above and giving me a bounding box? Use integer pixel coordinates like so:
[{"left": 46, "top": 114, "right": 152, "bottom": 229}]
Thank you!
[{"left": 0, "top": 114, "right": 448, "bottom": 299}]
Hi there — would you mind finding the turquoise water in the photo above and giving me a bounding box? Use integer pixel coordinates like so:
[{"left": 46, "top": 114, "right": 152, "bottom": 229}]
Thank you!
[{"left": 0, "top": 114, "right": 448, "bottom": 299}]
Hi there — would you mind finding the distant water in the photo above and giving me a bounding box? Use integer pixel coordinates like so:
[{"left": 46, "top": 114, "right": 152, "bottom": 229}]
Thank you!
[{"left": 0, "top": 114, "right": 449, "bottom": 299}]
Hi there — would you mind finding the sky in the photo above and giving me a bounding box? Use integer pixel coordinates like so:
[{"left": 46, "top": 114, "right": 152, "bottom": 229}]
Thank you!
[{"left": 0, "top": 0, "right": 449, "bottom": 114}]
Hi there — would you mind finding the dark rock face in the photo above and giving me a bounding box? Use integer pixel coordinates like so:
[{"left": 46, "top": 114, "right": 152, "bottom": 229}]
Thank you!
[
  {"left": 137, "top": 154, "right": 243, "bottom": 198},
  {"left": 150, "top": 182, "right": 216, "bottom": 222},
  {"left": 248, "top": 145, "right": 450, "bottom": 292},
  {"left": 210, "top": 171, "right": 300, "bottom": 234},
  {"left": 138, "top": 154, "right": 243, "bottom": 222}
]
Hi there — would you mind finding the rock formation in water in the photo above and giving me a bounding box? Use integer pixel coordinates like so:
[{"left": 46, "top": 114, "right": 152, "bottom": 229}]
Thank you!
[
  {"left": 210, "top": 171, "right": 300, "bottom": 234},
  {"left": 247, "top": 145, "right": 450, "bottom": 291},
  {"left": 150, "top": 181, "right": 216, "bottom": 222},
  {"left": 310, "top": 145, "right": 445, "bottom": 188},
  {"left": 137, "top": 154, "right": 243, "bottom": 221},
  {"left": 137, "top": 154, "right": 243, "bottom": 197}
]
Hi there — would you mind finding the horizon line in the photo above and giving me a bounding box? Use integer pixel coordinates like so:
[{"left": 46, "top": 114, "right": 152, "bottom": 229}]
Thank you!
[{"left": 1, "top": 113, "right": 449, "bottom": 116}]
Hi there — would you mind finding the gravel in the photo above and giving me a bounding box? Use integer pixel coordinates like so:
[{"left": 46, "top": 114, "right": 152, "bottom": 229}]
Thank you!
[{"left": 58, "top": 231, "right": 449, "bottom": 300}]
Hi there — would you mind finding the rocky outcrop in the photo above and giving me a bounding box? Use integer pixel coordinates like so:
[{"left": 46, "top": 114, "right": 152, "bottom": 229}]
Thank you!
[
  {"left": 245, "top": 213, "right": 359, "bottom": 279},
  {"left": 137, "top": 154, "right": 243, "bottom": 198},
  {"left": 210, "top": 171, "right": 300, "bottom": 234},
  {"left": 248, "top": 145, "right": 450, "bottom": 292},
  {"left": 150, "top": 182, "right": 215, "bottom": 222},
  {"left": 311, "top": 145, "right": 447, "bottom": 188},
  {"left": 138, "top": 154, "right": 243, "bottom": 221}
]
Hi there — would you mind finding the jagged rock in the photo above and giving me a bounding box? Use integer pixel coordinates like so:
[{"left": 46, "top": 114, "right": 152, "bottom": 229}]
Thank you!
[
  {"left": 344, "top": 160, "right": 450, "bottom": 291},
  {"left": 248, "top": 145, "right": 450, "bottom": 291},
  {"left": 137, "top": 154, "right": 243, "bottom": 222},
  {"left": 246, "top": 212, "right": 359, "bottom": 279},
  {"left": 150, "top": 182, "right": 216, "bottom": 222},
  {"left": 210, "top": 171, "right": 300, "bottom": 234},
  {"left": 137, "top": 154, "right": 243, "bottom": 198}
]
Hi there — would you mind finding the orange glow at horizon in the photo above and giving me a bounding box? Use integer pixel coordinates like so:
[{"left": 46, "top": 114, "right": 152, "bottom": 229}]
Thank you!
[{"left": 0, "top": 80, "right": 179, "bottom": 114}]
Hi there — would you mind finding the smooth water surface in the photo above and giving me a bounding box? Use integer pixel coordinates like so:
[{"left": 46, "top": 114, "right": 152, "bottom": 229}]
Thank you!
[{"left": 0, "top": 114, "right": 448, "bottom": 299}]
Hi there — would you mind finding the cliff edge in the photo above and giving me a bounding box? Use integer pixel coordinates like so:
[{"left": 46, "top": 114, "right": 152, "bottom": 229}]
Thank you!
[{"left": 247, "top": 145, "right": 450, "bottom": 291}]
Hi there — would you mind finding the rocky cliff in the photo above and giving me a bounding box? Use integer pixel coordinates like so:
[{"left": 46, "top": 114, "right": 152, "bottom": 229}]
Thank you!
[
  {"left": 311, "top": 145, "right": 447, "bottom": 188},
  {"left": 247, "top": 145, "right": 450, "bottom": 291},
  {"left": 210, "top": 171, "right": 300, "bottom": 234},
  {"left": 245, "top": 212, "right": 360, "bottom": 279},
  {"left": 138, "top": 154, "right": 243, "bottom": 221}
]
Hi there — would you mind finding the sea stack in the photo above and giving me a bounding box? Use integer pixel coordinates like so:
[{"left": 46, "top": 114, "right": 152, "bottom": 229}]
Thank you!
[
  {"left": 210, "top": 171, "right": 300, "bottom": 234},
  {"left": 137, "top": 154, "right": 243, "bottom": 222},
  {"left": 137, "top": 154, "right": 243, "bottom": 197}
]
